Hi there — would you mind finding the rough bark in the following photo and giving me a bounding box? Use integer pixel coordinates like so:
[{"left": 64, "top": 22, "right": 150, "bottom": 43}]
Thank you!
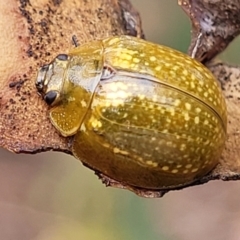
[{"left": 0, "top": 0, "right": 142, "bottom": 153}]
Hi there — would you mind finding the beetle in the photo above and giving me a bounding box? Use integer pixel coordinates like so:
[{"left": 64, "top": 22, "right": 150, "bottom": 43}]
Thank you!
[{"left": 36, "top": 35, "right": 227, "bottom": 195}]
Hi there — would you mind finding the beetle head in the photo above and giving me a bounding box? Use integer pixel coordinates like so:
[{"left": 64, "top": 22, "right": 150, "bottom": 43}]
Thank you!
[{"left": 36, "top": 54, "right": 69, "bottom": 106}]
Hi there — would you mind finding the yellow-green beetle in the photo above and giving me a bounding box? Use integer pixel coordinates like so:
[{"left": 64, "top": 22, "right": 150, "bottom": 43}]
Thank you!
[{"left": 36, "top": 35, "right": 227, "bottom": 192}]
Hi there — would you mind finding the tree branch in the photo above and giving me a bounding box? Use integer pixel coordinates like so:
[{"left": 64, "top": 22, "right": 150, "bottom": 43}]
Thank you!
[{"left": 0, "top": 0, "right": 142, "bottom": 153}]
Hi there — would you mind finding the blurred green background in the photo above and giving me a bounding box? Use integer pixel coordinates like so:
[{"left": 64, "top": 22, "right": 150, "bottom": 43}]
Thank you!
[{"left": 1, "top": 1, "right": 240, "bottom": 240}]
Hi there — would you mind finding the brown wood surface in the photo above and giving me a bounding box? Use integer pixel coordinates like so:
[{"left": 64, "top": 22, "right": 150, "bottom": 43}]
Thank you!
[{"left": 0, "top": 0, "right": 142, "bottom": 153}]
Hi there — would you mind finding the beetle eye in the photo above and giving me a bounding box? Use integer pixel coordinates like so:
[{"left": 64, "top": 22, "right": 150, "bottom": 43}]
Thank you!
[
  {"left": 56, "top": 54, "right": 69, "bottom": 61},
  {"left": 44, "top": 90, "right": 58, "bottom": 105}
]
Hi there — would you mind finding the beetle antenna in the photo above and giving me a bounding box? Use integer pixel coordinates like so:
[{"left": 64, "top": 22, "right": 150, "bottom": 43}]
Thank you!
[{"left": 72, "top": 35, "right": 79, "bottom": 47}]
